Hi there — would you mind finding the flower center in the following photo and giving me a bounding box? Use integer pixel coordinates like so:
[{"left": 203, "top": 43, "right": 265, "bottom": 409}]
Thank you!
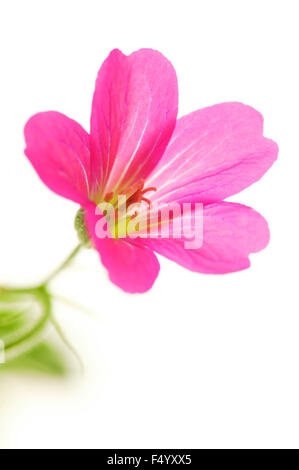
[
  {"left": 104, "top": 179, "right": 156, "bottom": 210},
  {"left": 103, "top": 180, "right": 157, "bottom": 237}
]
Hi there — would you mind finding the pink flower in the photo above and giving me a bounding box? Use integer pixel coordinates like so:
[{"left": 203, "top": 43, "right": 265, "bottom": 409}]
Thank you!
[{"left": 24, "top": 49, "right": 278, "bottom": 293}]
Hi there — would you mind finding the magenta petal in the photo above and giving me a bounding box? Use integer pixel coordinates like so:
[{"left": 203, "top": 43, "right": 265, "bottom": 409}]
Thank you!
[
  {"left": 90, "top": 48, "right": 178, "bottom": 196},
  {"left": 136, "top": 202, "right": 270, "bottom": 274},
  {"left": 84, "top": 204, "right": 160, "bottom": 293},
  {"left": 24, "top": 112, "right": 91, "bottom": 205},
  {"left": 147, "top": 102, "right": 278, "bottom": 204}
]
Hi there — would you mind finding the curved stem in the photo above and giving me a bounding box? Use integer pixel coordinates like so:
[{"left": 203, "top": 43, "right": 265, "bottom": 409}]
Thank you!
[
  {"left": 1, "top": 244, "right": 87, "bottom": 372},
  {"left": 50, "top": 314, "right": 84, "bottom": 373},
  {"left": 44, "top": 244, "right": 83, "bottom": 284},
  {"left": 52, "top": 293, "right": 94, "bottom": 316}
]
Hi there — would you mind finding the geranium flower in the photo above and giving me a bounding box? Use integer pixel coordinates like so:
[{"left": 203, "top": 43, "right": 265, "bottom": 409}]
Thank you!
[{"left": 24, "top": 49, "right": 278, "bottom": 293}]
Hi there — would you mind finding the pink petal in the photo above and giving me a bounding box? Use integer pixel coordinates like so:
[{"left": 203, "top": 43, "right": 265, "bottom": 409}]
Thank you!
[
  {"left": 135, "top": 202, "right": 270, "bottom": 274},
  {"left": 84, "top": 203, "right": 160, "bottom": 293},
  {"left": 90, "top": 48, "right": 178, "bottom": 198},
  {"left": 24, "top": 112, "right": 91, "bottom": 205},
  {"left": 147, "top": 102, "right": 278, "bottom": 204}
]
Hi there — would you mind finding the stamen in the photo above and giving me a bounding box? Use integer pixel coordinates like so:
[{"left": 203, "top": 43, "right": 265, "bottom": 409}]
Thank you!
[
  {"left": 141, "top": 196, "right": 152, "bottom": 206},
  {"left": 103, "top": 181, "right": 158, "bottom": 236},
  {"left": 104, "top": 191, "right": 114, "bottom": 202},
  {"left": 141, "top": 186, "right": 157, "bottom": 196},
  {"left": 130, "top": 210, "right": 138, "bottom": 220}
]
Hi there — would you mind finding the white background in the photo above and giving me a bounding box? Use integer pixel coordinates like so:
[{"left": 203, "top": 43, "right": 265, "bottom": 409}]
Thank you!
[{"left": 0, "top": 0, "right": 298, "bottom": 449}]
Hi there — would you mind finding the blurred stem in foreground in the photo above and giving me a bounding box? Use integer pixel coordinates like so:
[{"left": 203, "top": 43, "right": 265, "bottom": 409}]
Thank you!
[{"left": 0, "top": 244, "right": 85, "bottom": 376}]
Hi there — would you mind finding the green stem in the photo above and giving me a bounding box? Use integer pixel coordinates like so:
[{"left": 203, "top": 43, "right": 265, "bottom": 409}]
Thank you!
[
  {"left": 52, "top": 294, "right": 94, "bottom": 316},
  {"left": 50, "top": 314, "right": 84, "bottom": 373},
  {"left": 44, "top": 244, "right": 83, "bottom": 284},
  {"left": 1, "top": 244, "right": 86, "bottom": 371}
]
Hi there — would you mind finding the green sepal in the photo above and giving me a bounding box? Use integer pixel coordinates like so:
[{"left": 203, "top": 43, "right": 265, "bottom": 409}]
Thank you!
[{"left": 74, "top": 208, "right": 92, "bottom": 247}]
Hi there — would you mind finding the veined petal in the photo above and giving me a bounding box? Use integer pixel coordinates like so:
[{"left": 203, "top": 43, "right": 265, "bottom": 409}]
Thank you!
[
  {"left": 147, "top": 102, "right": 278, "bottom": 204},
  {"left": 24, "top": 112, "right": 91, "bottom": 205},
  {"left": 90, "top": 48, "right": 178, "bottom": 199},
  {"left": 135, "top": 202, "right": 270, "bottom": 274},
  {"left": 84, "top": 203, "right": 160, "bottom": 293}
]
